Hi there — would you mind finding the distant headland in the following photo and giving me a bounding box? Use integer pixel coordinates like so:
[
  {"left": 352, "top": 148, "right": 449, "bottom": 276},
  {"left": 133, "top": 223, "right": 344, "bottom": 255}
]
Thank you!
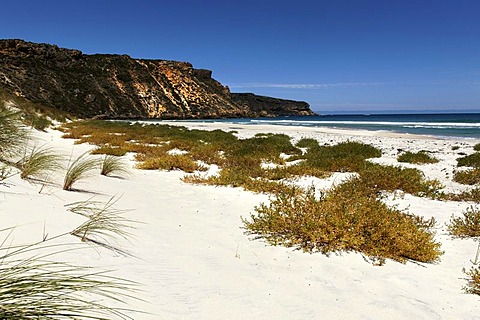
[{"left": 0, "top": 39, "right": 314, "bottom": 119}]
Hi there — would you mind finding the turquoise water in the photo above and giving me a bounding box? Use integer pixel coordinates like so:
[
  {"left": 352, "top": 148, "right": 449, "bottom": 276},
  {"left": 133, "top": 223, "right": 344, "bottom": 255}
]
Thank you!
[{"left": 175, "top": 113, "right": 480, "bottom": 139}]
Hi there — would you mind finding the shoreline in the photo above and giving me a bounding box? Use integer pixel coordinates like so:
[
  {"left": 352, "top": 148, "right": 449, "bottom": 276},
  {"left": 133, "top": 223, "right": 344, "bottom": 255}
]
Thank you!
[
  {"left": 2, "top": 122, "right": 480, "bottom": 319},
  {"left": 156, "top": 120, "right": 445, "bottom": 140}
]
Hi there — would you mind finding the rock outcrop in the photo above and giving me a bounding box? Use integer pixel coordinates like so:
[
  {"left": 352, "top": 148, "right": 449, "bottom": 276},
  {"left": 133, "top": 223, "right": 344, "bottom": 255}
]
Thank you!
[{"left": 0, "top": 39, "right": 314, "bottom": 119}]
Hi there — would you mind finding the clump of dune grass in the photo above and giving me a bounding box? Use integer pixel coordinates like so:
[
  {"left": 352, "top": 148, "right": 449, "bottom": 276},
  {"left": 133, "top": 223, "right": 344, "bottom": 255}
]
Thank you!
[
  {"left": 17, "top": 146, "right": 63, "bottom": 181},
  {"left": 0, "top": 106, "right": 28, "bottom": 160},
  {"left": 63, "top": 151, "right": 100, "bottom": 191},
  {"left": 397, "top": 151, "right": 439, "bottom": 164},
  {"left": 68, "top": 197, "right": 135, "bottom": 253},
  {"left": 243, "top": 185, "right": 441, "bottom": 265},
  {"left": 0, "top": 164, "right": 14, "bottom": 182},
  {"left": 0, "top": 228, "right": 137, "bottom": 319},
  {"left": 454, "top": 168, "right": 480, "bottom": 185},
  {"left": 101, "top": 155, "right": 131, "bottom": 178}
]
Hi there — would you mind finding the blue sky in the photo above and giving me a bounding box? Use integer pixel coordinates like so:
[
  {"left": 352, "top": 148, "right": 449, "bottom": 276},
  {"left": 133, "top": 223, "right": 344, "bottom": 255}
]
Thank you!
[{"left": 1, "top": 0, "right": 479, "bottom": 113}]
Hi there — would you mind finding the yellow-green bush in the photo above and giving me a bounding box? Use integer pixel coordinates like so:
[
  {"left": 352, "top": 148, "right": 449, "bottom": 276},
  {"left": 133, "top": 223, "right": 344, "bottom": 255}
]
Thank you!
[
  {"left": 457, "top": 153, "right": 480, "bottom": 168},
  {"left": 301, "top": 141, "right": 382, "bottom": 172},
  {"left": 447, "top": 206, "right": 480, "bottom": 238},
  {"left": 136, "top": 154, "right": 204, "bottom": 173},
  {"left": 453, "top": 168, "right": 480, "bottom": 185},
  {"left": 357, "top": 163, "right": 442, "bottom": 197},
  {"left": 398, "top": 151, "right": 439, "bottom": 164},
  {"left": 464, "top": 267, "right": 480, "bottom": 295},
  {"left": 243, "top": 186, "right": 441, "bottom": 264}
]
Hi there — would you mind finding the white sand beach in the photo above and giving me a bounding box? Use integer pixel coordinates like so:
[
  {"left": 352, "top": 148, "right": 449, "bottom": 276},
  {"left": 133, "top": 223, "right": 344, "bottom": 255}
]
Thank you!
[{"left": 2, "top": 123, "right": 480, "bottom": 319}]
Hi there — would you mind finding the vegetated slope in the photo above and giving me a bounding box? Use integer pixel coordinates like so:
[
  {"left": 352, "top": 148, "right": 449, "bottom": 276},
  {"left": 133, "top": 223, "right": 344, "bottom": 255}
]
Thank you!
[{"left": 0, "top": 39, "right": 314, "bottom": 119}]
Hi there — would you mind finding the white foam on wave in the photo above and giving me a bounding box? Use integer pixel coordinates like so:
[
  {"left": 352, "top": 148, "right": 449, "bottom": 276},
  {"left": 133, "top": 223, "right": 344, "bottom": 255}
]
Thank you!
[{"left": 250, "top": 119, "right": 480, "bottom": 128}]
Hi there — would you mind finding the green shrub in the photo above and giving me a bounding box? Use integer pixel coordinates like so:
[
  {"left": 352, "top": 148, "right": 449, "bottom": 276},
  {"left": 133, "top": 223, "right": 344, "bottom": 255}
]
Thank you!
[
  {"left": 445, "top": 187, "right": 480, "bottom": 202},
  {"left": 452, "top": 146, "right": 460, "bottom": 151},
  {"left": 243, "top": 186, "right": 441, "bottom": 264},
  {"left": 302, "top": 141, "right": 381, "bottom": 172},
  {"left": 357, "top": 163, "right": 442, "bottom": 197},
  {"left": 454, "top": 168, "right": 480, "bottom": 185},
  {"left": 457, "top": 153, "right": 480, "bottom": 168},
  {"left": 136, "top": 154, "right": 203, "bottom": 173},
  {"left": 295, "top": 138, "right": 319, "bottom": 149},
  {"left": 474, "top": 143, "right": 480, "bottom": 152},
  {"left": 91, "top": 145, "right": 128, "bottom": 156},
  {"left": 397, "top": 151, "right": 439, "bottom": 164}
]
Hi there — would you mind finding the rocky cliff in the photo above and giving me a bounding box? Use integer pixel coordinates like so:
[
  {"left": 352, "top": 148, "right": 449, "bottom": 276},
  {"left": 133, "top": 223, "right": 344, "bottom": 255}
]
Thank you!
[{"left": 0, "top": 39, "right": 314, "bottom": 119}]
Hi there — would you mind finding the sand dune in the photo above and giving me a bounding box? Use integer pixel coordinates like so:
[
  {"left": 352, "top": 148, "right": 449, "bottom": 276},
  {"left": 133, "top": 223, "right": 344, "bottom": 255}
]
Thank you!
[{"left": 2, "top": 123, "right": 479, "bottom": 319}]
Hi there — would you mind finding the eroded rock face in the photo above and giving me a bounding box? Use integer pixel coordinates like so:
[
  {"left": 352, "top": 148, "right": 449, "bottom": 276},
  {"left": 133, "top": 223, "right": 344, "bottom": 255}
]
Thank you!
[{"left": 0, "top": 39, "right": 314, "bottom": 119}]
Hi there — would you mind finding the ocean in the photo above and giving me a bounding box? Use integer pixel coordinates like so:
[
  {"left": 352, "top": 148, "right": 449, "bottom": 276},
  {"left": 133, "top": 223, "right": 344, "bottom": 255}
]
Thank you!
[{"left": 179, "top": 113, "right": 480, "bottom": 139}]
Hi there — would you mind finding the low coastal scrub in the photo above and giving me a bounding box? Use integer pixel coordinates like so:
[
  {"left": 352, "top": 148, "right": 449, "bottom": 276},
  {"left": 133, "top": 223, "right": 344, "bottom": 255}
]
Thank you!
[
  {"left": 295, "top": 137, "right": 320, "bottom": 149},
  {"left": 397, "top": 151, "right": 439, "bottom": 164},
  {"left": 445, "top": 188, "right": 480, "bottom": 203},
  {"left": 464, "top": 267, "right": 480, "bottom": 295},
  {"left": 474, "top": 143, "right": 480, "bottom": 152},
  {"left": 243, "top": 186, "right": 441, "bottom": 264},
  {"left": 453, "top": 168, "right": 480, "bottom": 185},
  {"left": 0, "top": 88, "right": 71, "bottom": 130},
  {"left": 447, "top": 207, "right": 480, "bottom": 295},
  {"left": 448, "top": 206, "right": 480, "bottom": 238},
  {"left": 298, "top": 141, "right": 382, "bottom": 172},
  {"left": 136, "top": 153, "right": 204, "bottom": 172},
  {"left": 61, "top": 120, "right": 448, "bottom": 266},
  {"left": 457, "top": 153, "right": 480, "bottom": 168},
  {"left": 357, "top": 163, "right": 442, "bottom": 197}
]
